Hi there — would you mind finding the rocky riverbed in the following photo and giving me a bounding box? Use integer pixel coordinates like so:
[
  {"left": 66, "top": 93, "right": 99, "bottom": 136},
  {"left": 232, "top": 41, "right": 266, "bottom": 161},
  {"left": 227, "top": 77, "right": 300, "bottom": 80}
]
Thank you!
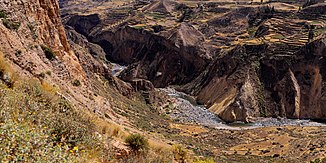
[{"left": 161, "top": 88, "right": 325, "bottom": 130}]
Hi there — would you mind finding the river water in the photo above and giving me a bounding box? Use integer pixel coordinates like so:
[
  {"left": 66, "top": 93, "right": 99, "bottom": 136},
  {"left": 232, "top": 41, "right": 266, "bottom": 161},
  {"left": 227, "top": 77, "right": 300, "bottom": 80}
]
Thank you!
[
  {"left": 160, "top": 87, "right": 325, "bottom": 130},
  {"left": 111, "top": 63, "right": 126, "bottom": 76}
]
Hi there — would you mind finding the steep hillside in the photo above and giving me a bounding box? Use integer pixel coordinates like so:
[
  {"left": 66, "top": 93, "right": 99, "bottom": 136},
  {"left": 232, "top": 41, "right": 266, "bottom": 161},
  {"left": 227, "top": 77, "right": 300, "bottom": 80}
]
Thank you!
[{"left": 0, "top": 0, "right": 175, "bottom": 162}]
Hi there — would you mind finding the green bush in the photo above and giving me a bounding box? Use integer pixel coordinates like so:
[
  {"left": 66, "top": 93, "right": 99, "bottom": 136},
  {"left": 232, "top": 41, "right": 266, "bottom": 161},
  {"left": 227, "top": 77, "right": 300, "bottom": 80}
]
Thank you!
[
  {"left": 72, "top": 79, "right": 81, "bottom": 87},
  {"left": 125, "top": 134, "right": 149, "bottom": 152},
  {"left": 2, "top": 18, "right": 21, "bottom": 30},
  {"left": 46, "top": 70, "right": 52, "bottom": 76},
  {"left": 0, "top": 10, "right": 7, "bottom": 18},
  {"left": 41, "top": 45, "right": 56, "bottom": 60},
  {"left": 15, "top": 50, "right": 22, "bottom": 56},
  {"left": 38, "top": 72, "right": 46, "bottom": 79},
  {"left": 173, "top": 144, "right": 188, "bottom": 163}
]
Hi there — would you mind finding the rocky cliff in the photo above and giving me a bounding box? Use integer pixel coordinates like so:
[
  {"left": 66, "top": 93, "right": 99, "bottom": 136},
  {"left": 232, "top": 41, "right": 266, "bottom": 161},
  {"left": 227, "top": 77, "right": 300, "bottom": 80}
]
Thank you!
[
  {"left": 0, "top": 0, "right": 120, "bottom": 120},
  {"left": 0, "top": 0, "right": 84, "bottom": 79}
]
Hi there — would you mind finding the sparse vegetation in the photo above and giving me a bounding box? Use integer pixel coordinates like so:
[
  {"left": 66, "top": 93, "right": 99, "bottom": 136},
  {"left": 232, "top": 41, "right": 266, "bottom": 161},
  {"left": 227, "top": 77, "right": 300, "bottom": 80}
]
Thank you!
[
  {"left": 0, "top": 78, "right": 95, "bottom": 161},
  {"left": 0, "top": 79, "right": 101, "bottom": 161},
  {"left": 311, "top": 158, "right": 326, "bottom": 163},
  {"left": 2, "top": 18, "right": 21, "bottom": 30},
  {"left": 28, "top": 22, "right": 38, "bottom": 40},
  {"left": 38, "top": 72, "right": 46, "bottom": 79},
  {"left": 100, "top": 122, "right": 122, "bottom": 138},
  {"left": 41, "top": 45, "right": 56, "bottom": 60},
  {"left": 148, "top": 141, "right": 174, "bottom": 162},
  {"left": 125, "top": 134, "right": 149, "bottom": 153},
  {"left": 0, "top": 54, "right": 107, "bottom": 161}
]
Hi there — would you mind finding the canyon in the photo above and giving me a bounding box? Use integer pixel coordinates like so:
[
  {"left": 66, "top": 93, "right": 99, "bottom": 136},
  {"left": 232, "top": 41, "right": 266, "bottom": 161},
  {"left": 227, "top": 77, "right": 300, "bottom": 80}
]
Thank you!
[
  {"left": 61, "top": 0, "right": 326, "bottom": 123},
  {"left": 0, "top": 0, "right": 326, "bottom": 162}
]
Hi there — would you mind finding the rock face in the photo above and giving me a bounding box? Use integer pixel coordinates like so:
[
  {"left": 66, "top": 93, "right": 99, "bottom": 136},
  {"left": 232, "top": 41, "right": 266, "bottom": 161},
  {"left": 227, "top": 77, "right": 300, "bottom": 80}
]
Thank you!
[
  {"left": 65, "top": 26, "right": 107, "bottom": 74},
  {"left": 278, "top": 39, "right": 326, "bottom": 119},
  {"left": 0, "top": 0, "right": 84, "bottom": 80},
  {"left": 180, "top": 44, "right": 264, "bottom": 122},
  {"left": 92, "top": 26, "right": 209, "bottom": 87},
  {"left": 112, "top": 28, "right": 208, "bottom": 87},
  {"left": 66, "top": 14, "right": 101, "bottom": 37},
  {"left": 63, "top": 12, "right": 212, "bottom": 87},
  {"left": 170, "top": 23, "right": 206, "bottom": 48}
]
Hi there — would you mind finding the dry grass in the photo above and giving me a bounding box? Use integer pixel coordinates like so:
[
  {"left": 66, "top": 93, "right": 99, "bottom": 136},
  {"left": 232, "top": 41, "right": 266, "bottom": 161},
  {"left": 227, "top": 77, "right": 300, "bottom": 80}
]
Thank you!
[
  {"left": 0, "top": 54, "right": 102, "bottom": 162},
  {"left": 83, "top": 111, "right": 127, "bottom": 140},
  {"left": 148, "top": 140, "right": 174, "bottom": 161},
  {"left": 173, "top": 144, "right": 189, "bottom": 162},
  {"left": 0, "top": 52, "right": 18, "bottom": 87}
]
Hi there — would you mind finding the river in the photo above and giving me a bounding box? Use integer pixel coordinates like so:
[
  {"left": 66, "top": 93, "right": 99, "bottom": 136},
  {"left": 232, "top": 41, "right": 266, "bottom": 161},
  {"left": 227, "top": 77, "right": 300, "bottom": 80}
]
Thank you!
[
  {"left": 160, "top": 87, "right": 325, "bottom": 130},
  {"left": 111, "top": 63, "right": 126, "bottom": 76}
]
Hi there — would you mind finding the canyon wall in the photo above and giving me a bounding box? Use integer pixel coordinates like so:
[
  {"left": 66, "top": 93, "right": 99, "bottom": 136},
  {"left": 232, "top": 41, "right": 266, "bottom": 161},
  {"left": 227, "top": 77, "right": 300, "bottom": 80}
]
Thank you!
[{"left": 182, "top": 38, "right": 326, "bottom": 122}]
